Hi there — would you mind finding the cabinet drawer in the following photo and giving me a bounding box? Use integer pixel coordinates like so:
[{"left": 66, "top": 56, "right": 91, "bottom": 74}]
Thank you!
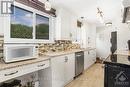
[
  {"left": 0, "top": 67, "right": 23, "bottom": 83},
  {"left": 23, "top": 60, "right": 50, "bottom": 75},
  {"left": 0, "top": 60, "right": 50, "bottom": 83},
  {"left": 34, "top": 60, "right": 50, "bottom": 71}
]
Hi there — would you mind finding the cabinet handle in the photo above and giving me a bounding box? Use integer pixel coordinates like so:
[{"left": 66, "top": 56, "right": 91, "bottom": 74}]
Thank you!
[
  {"left": 65, "top": 56, "right": 68, "bottom": 62},
  {"left": 76, "top": 55, "right": 81, "bottom": 57},
  {"left": 5, "top": 71, "right": 18, "bottom": 76},
  {"left": 88, "top": 51, "right": 90, "bottom": 54},
  {"left": 37, "top": 64, "right": 45, "bottom": 67}
]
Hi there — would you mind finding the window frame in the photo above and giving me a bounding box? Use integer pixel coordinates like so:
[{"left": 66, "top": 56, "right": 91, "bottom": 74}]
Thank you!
[{"left": 4, "top": 1, "right": 54, "bottom": 43}]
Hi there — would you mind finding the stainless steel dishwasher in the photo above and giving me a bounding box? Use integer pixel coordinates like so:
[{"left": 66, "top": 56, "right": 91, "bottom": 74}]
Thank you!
[{"left": 75, "top": 51, "right": 84, "bottom": 77}]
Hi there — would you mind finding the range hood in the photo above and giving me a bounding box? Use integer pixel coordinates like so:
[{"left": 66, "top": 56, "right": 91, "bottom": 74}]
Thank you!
[{"left": 122, "top": 0, "right": 130, "bottom": 23}]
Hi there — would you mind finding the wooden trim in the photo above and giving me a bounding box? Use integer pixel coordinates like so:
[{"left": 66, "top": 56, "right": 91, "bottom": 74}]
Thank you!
[{"left": 15, "top": 0, "right": 56, "bottom": 17}]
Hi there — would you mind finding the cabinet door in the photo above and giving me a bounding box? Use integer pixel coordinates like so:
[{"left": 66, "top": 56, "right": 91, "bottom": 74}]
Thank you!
[
  {"left": 84, "top": 51, "right": 89, "bottom": 70},
  {"left": 88, "top": 49, "right": 96, "bottom": 66},
  {"left": 90, "top": 49, "right": 96, "bottom": 63},
  {"left": 64, "top": 54, "right": 75, "bottom": 85},
  {"left": 51, "top": 56, "right": 65, "bottom": 87},
  {"left": 55, "top": 8, "right": 71, "bottom": 40}
]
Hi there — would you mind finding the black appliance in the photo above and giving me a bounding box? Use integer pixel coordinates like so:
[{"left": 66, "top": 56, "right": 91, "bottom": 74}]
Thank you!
[
  {"left": 104, "top": 54, "right": 130, "bottom": 87},
  {"left": 75, "top": 51, "right": 84, "bottom": 77}
]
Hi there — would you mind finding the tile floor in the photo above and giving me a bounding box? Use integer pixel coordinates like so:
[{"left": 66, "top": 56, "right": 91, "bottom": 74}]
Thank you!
[{"left": 65, "top": 63, "right": 104, "bottom": 87}]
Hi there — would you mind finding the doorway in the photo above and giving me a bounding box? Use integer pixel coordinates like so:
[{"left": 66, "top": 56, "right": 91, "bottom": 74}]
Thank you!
[{"left": 110, "top": 32, "right": 117, "bottom": 54}]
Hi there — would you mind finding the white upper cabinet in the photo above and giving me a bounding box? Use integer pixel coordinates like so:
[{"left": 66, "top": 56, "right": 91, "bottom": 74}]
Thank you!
[
  {"left": 80, "top": 22, "right": 96, "bottom": 48},
  {"left": 0, "top": 16, "right": 4, "bottom": 36},
  {"left": 55, "top": 8, "right": 78, "bottom": 40},
  {"left": 87, "top": 24, "right": 96, "bottom": 48}
]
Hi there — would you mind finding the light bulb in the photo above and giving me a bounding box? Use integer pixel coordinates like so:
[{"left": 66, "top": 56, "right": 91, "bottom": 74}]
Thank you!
[{"left": 45, "top": 0, "right": 51, "bottom": 11}]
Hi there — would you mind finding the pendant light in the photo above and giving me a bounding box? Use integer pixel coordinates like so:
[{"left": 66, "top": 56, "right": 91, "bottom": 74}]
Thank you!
[
  {"left": 97, "top": 7, "right": 104, "bottom": 23},
  {"left": 105, "top": 22, "right": 112, "bottom": 26},
  {"left": 45, "top": 0, "right": 51, "bottom": 11}
]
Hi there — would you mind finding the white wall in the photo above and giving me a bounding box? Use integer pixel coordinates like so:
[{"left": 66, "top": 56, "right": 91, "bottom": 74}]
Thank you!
[
  {"left": 96, "top": 10, "right": 130, "bottom": 59},
  {"left": 96, "top": 26, "right": 114, "bottom": 59}
]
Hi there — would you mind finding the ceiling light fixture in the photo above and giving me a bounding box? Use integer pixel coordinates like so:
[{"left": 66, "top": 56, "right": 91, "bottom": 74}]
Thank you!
[
  {"left": 45, "top": 0, "right": 51, "bottom": 11},
  {"left": 105, "top": 22, "right": 112, "bottom": 26},
  {"left": 97, "top": 7, "right": 104, "bottom": 23}
]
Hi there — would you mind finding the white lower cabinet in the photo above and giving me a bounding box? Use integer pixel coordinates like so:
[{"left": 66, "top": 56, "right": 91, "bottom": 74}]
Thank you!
[
  {"left": 84, "top": 51, "right": 90, "bottom": 70},
  {"left": 0, "top": 66, "right": 23, "bottom": 83},
  {"left": 51, "top": 55, "right": 65, "bottom": 87},
  {"left": 84, "top": 49, "right": 96, "bottom": 70},
  {"left": 0, "top": 60, "right": 50, "bottom": 83},
  {"left": 64, "top": 54, "right": 75, "bottom": 84},
  {"left": 39, "top": 53, "right": 75, "bottom": 87}
]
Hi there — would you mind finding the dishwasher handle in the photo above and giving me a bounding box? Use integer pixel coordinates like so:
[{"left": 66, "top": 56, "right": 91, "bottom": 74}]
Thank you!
[{"left": 76, "top": 54, "right": 82, "bottom": 57}]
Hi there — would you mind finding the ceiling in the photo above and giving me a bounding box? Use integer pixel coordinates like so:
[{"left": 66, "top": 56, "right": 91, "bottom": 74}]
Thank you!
[{"left": 41, "top": 0, "right": 123, "bottom": 26}]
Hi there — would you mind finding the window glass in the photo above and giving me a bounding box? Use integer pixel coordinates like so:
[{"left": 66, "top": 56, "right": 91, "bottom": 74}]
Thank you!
[
  {"left": 11, "top": 6, "right": 33, "bottom": 39},
  {"left": 36, "top": 14, "right": 49, "bottom": 39}
]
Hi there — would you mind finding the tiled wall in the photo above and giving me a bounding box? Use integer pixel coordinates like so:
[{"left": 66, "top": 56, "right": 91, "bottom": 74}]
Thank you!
[{"left": 38, "top": 40, "right": 80, "bottom": 56}]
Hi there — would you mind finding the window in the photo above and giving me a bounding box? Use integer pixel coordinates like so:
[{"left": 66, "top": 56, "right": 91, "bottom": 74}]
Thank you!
[
  {"left": 11, "top": 6, "right": 33, "bottom": 39},
  {"left": 8, "top": 4, "right": 53, "bottom": 43},
  {"left": 36, "top": 14, "right": 49, "bottom": 39}
]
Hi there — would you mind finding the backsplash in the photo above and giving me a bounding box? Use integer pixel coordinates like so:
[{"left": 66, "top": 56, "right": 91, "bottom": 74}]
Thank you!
[{"left": 38, "top": 40, "right": 80, "bottom": 56}]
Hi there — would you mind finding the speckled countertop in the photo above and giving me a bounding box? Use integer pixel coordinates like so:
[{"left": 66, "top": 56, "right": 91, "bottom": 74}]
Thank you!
[
  {"left": 0, "top": 48, "right": 96, "bottom": 71},
  {"left": 0, "top": 56, "right": 50, "bottom": 71},
  {"left": 115, "top": 50, "right": 130, "bottom": 56},
  {"left": 45, "top": 48, "right": 96, "bottom": 57}
]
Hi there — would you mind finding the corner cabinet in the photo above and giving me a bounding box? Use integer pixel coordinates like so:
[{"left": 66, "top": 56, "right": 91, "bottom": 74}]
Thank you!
[
  {"left": 39, "top": 53, "right": 75, "bottom": 87},
  {"left": 84, "top": 49, "right": 96, "bottom": 70}
]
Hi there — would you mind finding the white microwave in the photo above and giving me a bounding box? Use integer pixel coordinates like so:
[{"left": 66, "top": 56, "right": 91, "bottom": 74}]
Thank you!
[{"left": 3, "top": 44, "right": 38, "bottom": 63}]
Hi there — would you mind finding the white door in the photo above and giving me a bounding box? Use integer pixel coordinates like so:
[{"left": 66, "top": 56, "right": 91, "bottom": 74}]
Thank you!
[
  {"left": 64, "top": 54, "right": 75, "bottom": 85},
  {"left": 51, "top": 56, "right": 65, "bottom": 87}
]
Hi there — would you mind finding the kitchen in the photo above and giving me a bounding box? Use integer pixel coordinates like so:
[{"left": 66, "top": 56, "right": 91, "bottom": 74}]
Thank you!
[{"left": 0, "top": 0, "right": 130, "bottom": 87}]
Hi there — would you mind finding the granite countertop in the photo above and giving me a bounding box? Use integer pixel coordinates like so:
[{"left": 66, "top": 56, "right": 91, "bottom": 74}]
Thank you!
[
  {"left": 0, "top": 48, "right": 96, "bottom": 71},
  {"left": 44, "top": 48, "right": 96, "bottom": 57},
  {"left": 115, "top": 50, "right": 130, "bottom": 56},
  {"left": 104, "top": 54, "right": 130, "bottom": 66},
  {"left": 0, "top": 56, "right": 50, "bottom": 71}
]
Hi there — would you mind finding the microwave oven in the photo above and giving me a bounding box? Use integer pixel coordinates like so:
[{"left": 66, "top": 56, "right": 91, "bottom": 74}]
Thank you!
[{"left": 3, "top": 44, "right": 38, "bottom": 63}]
